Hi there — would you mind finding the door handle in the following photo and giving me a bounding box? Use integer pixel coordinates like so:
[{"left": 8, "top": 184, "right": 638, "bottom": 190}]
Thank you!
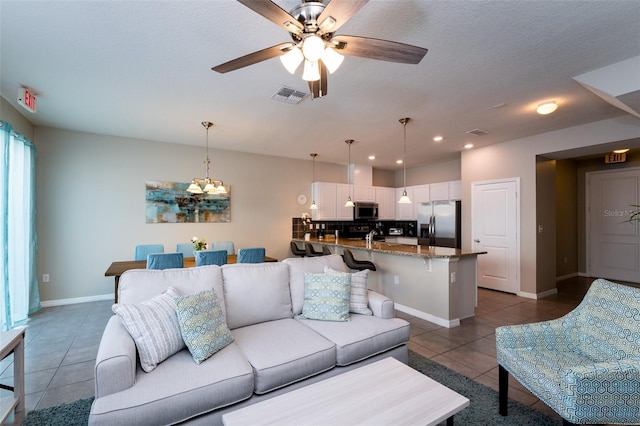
[{"left": 474, "top": 239, "right": 480, "bottom": 243}]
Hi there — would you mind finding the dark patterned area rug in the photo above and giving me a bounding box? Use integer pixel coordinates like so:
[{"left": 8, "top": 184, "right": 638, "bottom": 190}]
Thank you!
[{"left": 23, "top": 350, "right": 562, "bottom": 425}]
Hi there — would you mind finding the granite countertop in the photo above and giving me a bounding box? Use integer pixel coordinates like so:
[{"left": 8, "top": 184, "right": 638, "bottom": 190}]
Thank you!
[{"left": 293, "top": 237, "right": 486, "bottom": 259}]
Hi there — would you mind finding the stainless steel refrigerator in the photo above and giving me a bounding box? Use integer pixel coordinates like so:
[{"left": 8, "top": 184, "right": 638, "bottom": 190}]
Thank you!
[{"left": 417, "top": 200, "right": 461, "bottom": 248}]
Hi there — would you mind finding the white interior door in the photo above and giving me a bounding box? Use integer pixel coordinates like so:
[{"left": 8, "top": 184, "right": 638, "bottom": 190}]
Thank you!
[
  {"left": 472, "top": 179, "right": 520, "bottom": 293},
  {"left": 587, "top": 168, "right": 640, "bottom": 283}
]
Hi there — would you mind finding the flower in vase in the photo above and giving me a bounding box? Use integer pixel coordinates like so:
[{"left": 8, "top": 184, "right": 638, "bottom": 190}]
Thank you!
[{"left": 191, "top": 236, "right": 207, "bottom": 251}]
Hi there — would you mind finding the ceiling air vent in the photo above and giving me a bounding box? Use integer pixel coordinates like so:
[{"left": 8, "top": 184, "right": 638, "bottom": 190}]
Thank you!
[
  {"left": 466, "top": 128, "right": 492, "bottom": 136},
  {"left": 271, "top": 86, "right": 309, "bottom": 104}
]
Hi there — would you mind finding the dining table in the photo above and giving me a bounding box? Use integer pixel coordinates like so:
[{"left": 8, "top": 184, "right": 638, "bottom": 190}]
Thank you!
[{"left": 105, "top": 254, "right": 277, "bottom": 303}]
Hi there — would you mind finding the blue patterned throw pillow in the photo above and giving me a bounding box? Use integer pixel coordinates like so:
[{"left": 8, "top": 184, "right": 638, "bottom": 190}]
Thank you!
[
  {"left": 301, "top": 272, "right": 351, "bottom": 322},
  {"left": 175, "top": 290, "right": 233, "bottom": 364}
]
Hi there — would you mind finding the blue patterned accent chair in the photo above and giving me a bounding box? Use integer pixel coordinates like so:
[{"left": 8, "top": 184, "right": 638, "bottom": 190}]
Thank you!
[{"left": 496, "top": 278, "right": 640, "bottom": 425}]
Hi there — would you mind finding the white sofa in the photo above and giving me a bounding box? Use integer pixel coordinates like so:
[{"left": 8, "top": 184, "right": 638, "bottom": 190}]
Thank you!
[{"left": 89, "top": 254, "right": 410, "bottom": 425}]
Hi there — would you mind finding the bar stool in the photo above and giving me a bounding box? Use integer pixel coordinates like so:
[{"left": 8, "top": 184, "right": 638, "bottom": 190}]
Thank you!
[
  {"left": 305, "top": 243, "right": 324, "bottom": 257},
  {"left": 322, "top": 246, "right": 332, "bottom": 255},
  {"left": 342, "top": 249, "right": 377, "bottom": 271},
  {"left": 290, "top": 241, "right": 306, "bottom": 257}
]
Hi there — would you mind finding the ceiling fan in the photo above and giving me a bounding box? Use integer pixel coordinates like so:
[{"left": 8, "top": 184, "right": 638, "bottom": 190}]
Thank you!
[{"left": 212, "top": 0, "right": 428, "bottom": 99}]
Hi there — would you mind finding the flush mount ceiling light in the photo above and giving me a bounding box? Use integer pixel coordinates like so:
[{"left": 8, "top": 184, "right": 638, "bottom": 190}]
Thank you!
[
  {"left": 368, "top": 155, "right": 376, "bottom": 160},
  {"left": 187, "top": 121, "right": 226, "bottom": 195},
  {"left": 345, "top": 140, "right": 355, "bottom": 208},
  {"left": 433, "top": 135, "right": 444, "bottom": 142},
  {"left": 537, "top": 101, "right": 558, "bottom": 115},
  {"left": 398, "top": 118, "right": 411, "bottom": 204},
  {"left": 309, "top": 153, "right": 318, "bottom": 210},
  {"left": 212, "top": 0, "right": 428, "bottom": 99},
  {"left": 464, "top": 143, "right": 474, "bottom": 149},
  {"left": 614, "top": 148, "right": 630, "bottom": 154}
]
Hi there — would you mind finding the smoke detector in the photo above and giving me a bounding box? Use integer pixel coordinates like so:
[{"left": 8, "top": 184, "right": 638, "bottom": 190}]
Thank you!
[{"left": 466, "top": 128, "right": 492, "bottom": 136}]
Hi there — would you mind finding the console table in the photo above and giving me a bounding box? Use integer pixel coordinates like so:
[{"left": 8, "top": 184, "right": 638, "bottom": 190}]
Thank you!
[{"left": 0, "top": 328, "right": 25, "bottom": 424}]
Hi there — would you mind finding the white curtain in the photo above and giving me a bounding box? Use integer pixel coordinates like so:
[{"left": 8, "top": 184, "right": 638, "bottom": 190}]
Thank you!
[{"left": 1, "top": 121, "right": 40, "bottom": 330}]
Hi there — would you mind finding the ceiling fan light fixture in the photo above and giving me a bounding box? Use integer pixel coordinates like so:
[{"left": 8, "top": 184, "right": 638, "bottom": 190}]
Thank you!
[
  {"left": 302, "top": 35, "right": 325, "bottom": 61},
  {"left": 321, "top": 47, "right": 344, "bottom": 73},
  {"left": 302, "top": 60, "right": 320, "bottom": 81},
  {"left": 280, "top": 47, "right": 303, "bottom": 74}
]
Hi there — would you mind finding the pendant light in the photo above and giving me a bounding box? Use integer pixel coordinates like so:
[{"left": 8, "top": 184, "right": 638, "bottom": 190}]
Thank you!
[
  {"left": 345, "top": 140, "right": 355, "bottom": 208},
  {"left": 187, "top": 121, "right": 226, "bottom": 195},
  {"left": 309, "top": 153, "right": 318, "bottom": 210},
  {"left": 398, "top": 118, "right": 411, "bottom": 204}
]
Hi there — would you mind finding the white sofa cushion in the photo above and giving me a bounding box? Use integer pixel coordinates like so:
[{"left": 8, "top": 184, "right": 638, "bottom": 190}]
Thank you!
[
  {"left": 282, "top": 254, "right": 347, "bottom": 315},
  {"left": 119, "top": 265, "right": 226, "bottom": 318},
  {"left": 88, "top": 343, "right": 254, "bottom": 426},
  {"left": 231, "top": 318, "right": 336, "bottom": 394},
  {"left": 222, "top": 263, "right": 293, "bottom": 330},
  {"left": 297, "top": 314, "right": 410, "bottom": 366}
]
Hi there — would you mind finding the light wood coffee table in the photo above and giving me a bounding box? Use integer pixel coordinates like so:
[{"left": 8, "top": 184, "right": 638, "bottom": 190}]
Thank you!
[{"left": 223, "top": 357, "right": 469, "bottom": 426}]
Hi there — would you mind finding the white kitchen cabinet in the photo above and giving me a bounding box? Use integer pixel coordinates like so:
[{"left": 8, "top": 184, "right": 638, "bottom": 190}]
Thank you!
[
  {"left": 429, "top": 182, "right": 449, "bottom": 201},
  {"left": 336, "top": 184, "right": 355, "bottom": 220},
  {"left": 375, "top": 187, "right": 396, "bottom": 220},
  {"left": 354, "top": 185, "right": 376, "bottom": 202},
  {"left": 395, "top": 187, "right": 416, "bottom": 220},
  {"left": 413, "top": 184, "right": 430, "bottom": 204},
  {"left": 449, "top": 180, "right": 462, "bottom": 200},
  {"left": 311, "top": 182, "right": 337, "bottom": 220}
]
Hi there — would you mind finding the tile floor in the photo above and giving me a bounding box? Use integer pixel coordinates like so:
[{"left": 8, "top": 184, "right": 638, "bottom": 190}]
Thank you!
[{"left": 0, "top": 276, "right": 633, "bottom": 424}]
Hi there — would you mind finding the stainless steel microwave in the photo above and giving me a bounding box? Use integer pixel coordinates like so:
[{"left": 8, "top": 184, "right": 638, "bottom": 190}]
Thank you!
[{"left": 354, "top": 202, "right": 378, "bottom": 220}]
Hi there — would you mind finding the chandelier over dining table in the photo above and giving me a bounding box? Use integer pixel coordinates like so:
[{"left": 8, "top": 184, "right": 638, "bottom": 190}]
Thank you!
[{"left": 187, "top": 121, "right": 227, "bottom": 195}]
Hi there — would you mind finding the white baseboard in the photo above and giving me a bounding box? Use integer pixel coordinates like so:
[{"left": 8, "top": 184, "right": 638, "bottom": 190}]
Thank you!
[
  {"left": 40, "top": 293, "right": 113, "bottom": 308},
  {"left": 517, "top": 288, "right": 558, "bottom": 300},
  {"left": 394, "top": 303, "right": 460, "bottom": 328}
]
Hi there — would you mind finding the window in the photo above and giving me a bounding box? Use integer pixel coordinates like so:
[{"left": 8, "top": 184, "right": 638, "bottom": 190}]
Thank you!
[{"left": 0, "top": 121, "right": 40, "bottom": 330}]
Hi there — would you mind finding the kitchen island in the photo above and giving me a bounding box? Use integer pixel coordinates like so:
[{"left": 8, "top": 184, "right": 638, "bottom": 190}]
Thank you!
[{"left": 293, "top": 237, "right": 486, "bottom": 328}]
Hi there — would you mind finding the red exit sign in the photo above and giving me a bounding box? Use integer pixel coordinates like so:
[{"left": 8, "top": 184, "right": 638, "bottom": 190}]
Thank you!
[
  {"left": 18, "top": 88, "right": 37, "bottom": 113},
  {"left": 605, "top": 152, "right": 626, "bottom": 164}
]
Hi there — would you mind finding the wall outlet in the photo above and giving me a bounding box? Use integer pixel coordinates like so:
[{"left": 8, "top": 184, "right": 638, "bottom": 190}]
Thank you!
[
  {"left": 393, "top": 275, "right": 399, "bottom": 285},
  {"left": 450, "top": 272, "right": 456, "bottom": 283},
  {"left": 42, "top": 274, "right": 50, "bottom": 283}
]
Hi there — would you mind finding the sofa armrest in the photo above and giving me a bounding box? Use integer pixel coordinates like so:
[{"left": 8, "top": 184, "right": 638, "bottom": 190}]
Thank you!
[
  {"left": 367, "top": 290, "right": 395, "bottom": 319},
  {"left": 94, "top": 315, "right": 137, "bottom": 398},
  {"left": 496, "top": 318, "right": 573, "bottom": 352}
]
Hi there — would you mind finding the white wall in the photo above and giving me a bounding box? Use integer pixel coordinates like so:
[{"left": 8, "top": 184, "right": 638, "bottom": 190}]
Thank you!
[
  {"left": 34, "top": 126, "right": 349, "bottom": 302},
  {"left": 461, "top": 115, "right": 640, "bottom": 294}
]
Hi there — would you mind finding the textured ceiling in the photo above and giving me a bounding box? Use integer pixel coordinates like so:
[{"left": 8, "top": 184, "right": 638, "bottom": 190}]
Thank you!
[{"left": 1, "top": 0, "right": 640, "bottom": 170}]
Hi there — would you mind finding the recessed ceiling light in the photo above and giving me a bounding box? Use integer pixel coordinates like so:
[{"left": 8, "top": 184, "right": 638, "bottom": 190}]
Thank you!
[
  {"left": 368, "top": 155, "right": 376, "bottom": 160},
  {"left": 464, "top": 143, "right": 474, "bottom": 149},
  {"left": 433, "top": 136, "right": 444, "bottom": 142},
  {"left": 613, "top": 148, "right": 629, "bottom": 154},
  {"left": 536, "top": 101, "right": 558, "bottom": 115},
  {"left": 396, "top": 159, "right": 403, "bottom": 164}
]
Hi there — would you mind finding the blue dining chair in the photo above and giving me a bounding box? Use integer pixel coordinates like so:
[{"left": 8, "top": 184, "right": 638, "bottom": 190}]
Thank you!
[
  {"left": 135, "top": 244, "right": 164, "bottom": 261},
  {"left": 211, "top": 241, "right": 235, "bottom": 255},
  {"left": 195, "top": 250, "right": 228, "bottom": 267},
  {"left": 237, "top": 247, "right": 265, "bottom": 264},
  {"left": 176, "top": 242, "right": 195, "bottom": 258},
  {"left": 147, "top": 253, "right": 183, "bottom": 270}
]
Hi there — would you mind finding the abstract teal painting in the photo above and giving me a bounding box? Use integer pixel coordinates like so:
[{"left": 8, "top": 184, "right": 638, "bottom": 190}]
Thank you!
[{"left": 145, "top": 181, "right": 231, "bottom": 223}]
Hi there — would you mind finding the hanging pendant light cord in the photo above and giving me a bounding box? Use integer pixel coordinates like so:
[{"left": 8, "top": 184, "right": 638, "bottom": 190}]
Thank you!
[{"left": 403, "top": 121, "right": 407, "bottom": 191}]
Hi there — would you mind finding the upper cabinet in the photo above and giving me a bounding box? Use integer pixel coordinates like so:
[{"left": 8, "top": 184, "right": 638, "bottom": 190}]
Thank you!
[
  {"left": 354, "top": 185, "right": 376, "bottom": 202},
  {"left": 429, "top": 182, "right": 449, "bottom": 201},
  {"left": 449, "top": 180, "right": 462, "bottom": 200},
  {"left": 375, "top": 187, "right": 396, "bottom": 220},
  {"left": 395, "top": 187, "right": 416, "bottom": 220},
  {"left": 336, "top": 184, "right": 355, "bottom": 220},
  {"left": 311, "top": 182, "right": 337, "bottom": 220}
]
